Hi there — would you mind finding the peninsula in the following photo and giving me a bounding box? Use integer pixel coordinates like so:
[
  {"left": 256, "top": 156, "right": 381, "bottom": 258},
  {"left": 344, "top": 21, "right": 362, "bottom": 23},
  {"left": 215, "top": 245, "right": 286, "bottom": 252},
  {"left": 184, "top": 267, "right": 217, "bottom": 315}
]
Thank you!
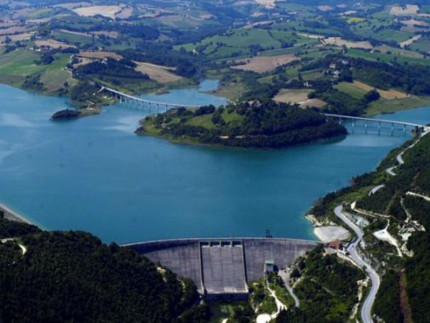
[{"left": 137, "top": 100, "right": 346, "bottom": 148}]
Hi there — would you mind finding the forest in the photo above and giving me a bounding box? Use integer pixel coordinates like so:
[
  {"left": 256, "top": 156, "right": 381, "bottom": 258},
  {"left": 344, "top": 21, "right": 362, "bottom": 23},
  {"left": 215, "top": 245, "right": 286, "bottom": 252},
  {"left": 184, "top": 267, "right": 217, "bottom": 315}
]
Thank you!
[
  {"left": 276, "top": 246, "right": 364, "bottom": 322},
  {"left": 308, "top": 131, "right": 430, "bottom": 322},
  {"left": 74, "top": 58, "right": 149, "bottom": 85},
  {"left": 0, "top": 219, "right": 208, "bottom": 323}
]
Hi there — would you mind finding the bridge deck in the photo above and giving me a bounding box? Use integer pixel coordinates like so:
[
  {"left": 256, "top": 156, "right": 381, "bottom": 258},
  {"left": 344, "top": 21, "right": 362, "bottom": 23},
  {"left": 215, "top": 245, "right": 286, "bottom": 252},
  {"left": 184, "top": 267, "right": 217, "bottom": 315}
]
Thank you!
[
  {"left": 101, "top": 86, "right": 198, "bottom": 108},
  {"left": 324, "top": 113, "right": 427, "bottom": 129}
]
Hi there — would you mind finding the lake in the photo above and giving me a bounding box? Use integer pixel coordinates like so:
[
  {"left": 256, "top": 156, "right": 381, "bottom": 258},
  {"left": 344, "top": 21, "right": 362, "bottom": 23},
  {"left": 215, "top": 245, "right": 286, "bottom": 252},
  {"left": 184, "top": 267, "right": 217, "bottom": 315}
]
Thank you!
[{"left": 0, "top": 81, "right": 429, "bottom": 244}]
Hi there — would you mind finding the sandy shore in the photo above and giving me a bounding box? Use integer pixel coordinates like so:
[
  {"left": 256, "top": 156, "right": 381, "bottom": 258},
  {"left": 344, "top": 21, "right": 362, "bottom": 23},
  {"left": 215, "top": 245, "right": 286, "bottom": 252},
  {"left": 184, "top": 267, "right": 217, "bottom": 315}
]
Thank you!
[{"left": 0, "top": 202, "right": 32, "bottom": 224}]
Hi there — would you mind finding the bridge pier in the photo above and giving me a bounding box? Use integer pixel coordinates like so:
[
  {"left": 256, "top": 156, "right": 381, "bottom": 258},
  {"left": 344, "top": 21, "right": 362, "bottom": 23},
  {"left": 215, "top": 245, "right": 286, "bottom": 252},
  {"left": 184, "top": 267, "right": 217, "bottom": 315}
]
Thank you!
[
  {"left": 391, "top": 123, "right": 394, "bottom": 137},
  {"left": 365, "top": 120, "right": 368, "bottom": 134},
  {"left": 378, "top": 121, "right": 381, "bottom": 136}
]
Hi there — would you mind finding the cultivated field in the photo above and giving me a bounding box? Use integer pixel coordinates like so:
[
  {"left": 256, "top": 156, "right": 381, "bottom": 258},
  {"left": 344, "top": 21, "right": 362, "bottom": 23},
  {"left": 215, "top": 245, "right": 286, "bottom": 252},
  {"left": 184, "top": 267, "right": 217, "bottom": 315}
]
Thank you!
[
  {"left": 72, "top": 52, "right": 182, "bottom": 84},
  {"left": 390, "top": 5, "right": 419, "bottom": 16},
  {"left": 60, "top": 29, "right": 119, "bottom": 39},
  {"left": 401, "top": 19, "right": 429, "bottom": 32},
  {"left": 0, "top": 26, "right": 28, "bottom": 36},
  {"left": 73, "top": 5, "right": 122, "bottom": 19},
  {"left": 322, "top": 37, "right": 373, "bottom": 50},
  {"left": 0, "top": 20, "right": 18, "bottom": 28},
  {"left": 273, "top": 89, "right": 312, "bottom": 104},
  {"left": 273, "top": 89, "right": 327, "bottom": 108},
  {"left": 400, "top": 35, "right": 422, "bottom": 49},
  {"left": 255, "top": 0, "right": 276, "bottom": 9},
  {"left": 90, "top": 31, "right": 119, "bottom": 39},
  {"left": 134, "top": 62, "right": 182, "bottom": 84},
  {"left": 53, "top": 2, "right": 91, "bottom": 10},
  {"left": 0, "top": 50, "right": 73, "bottom": 91},
  {"left": 338, "top": 81, "right": 410, "bottom": 100},
  {"left": 35, "top": 39, "right": 76, "bottom": 49},
  {"left": 115, "top": 7, "right": 133, "bottom": 19},
  {"left": 347, "top": 17, "right": 365, "bottom": 24},
  {"left": 231, "top": 54, "right": 299, "bottom": 73},
  {"left": 77, "top": 51, "right": 123, "bottom": 60},
  {"left": 299, "top": 98, "right": 327, "bottom": 108},
  {"left": 0, "top": 32, "right": 34, "bottom": 43},
  {"left": 317, "top": 5, "right": 333, "bottom": 12}
]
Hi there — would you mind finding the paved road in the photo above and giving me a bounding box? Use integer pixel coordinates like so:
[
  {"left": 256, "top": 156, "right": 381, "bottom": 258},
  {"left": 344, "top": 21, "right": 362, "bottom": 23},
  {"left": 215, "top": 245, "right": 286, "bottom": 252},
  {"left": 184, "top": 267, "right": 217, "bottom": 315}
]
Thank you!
[
  {"left": 386, "top": 166, "right": 397, "bottom": 176},
  {"left": 369, "top": 184, "right": 385, "bottom": 196},
  {"left": 334, "top": 205, "right": 380, "bottom": 323}
]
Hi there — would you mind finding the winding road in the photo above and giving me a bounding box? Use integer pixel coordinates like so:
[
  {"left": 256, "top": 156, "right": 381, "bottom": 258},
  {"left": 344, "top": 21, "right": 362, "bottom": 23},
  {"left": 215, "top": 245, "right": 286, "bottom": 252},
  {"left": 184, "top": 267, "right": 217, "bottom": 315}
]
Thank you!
[
  {"left": 332, "top": 129, "right": 430, "bottom": 322},
  {"left": 334, "top": 205, "right": 380, "bottom": 323}
]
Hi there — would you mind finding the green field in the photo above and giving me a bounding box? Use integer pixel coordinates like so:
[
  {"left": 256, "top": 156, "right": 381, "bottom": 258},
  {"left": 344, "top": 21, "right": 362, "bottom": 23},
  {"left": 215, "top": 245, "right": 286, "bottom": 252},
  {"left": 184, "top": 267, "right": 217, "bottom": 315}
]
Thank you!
[
  {"left": 334, "top": 82, "right": 367, "bottom": 99},
  {"left": 0, "top": 50, "right": 75, "bottom": 93},
  {"left": 176, "top": 28, "right": 308, "bottom": 58},
  {"left": 373, "top": 30, "right": 414, "bottom": 43},
  {"left": 345, "top": 48, "right": 430, "bottom": 67},
  {"left": 366, "top": 96, "right": 430, "bottom": 116},
  {"left": 410, "top": 36, "right": 430, "bottom": 52}
]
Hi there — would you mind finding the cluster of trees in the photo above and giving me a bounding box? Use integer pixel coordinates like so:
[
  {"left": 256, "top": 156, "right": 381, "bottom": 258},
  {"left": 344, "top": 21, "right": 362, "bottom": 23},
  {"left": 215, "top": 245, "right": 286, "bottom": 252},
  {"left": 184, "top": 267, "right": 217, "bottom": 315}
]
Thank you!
[
  {"left": 357, "top": 134, "right": 430, "bottom": 218},
  {"left": 0, "top": 219, "right": 208, "bottom": 322},
  {"left": 51, "top": 109, "right": 81, "bottom": 121},
  {"left": 22, "top": 74, "right": 44, "bottom": 91},
  {"left": 141, "top": 100, "right": 347, "bottom": 148},
  {"left": 119, "top": 45, "right": 201, "bottom": 79},
  {"left": 50, "top": 17, "right": 160, "bottom": 41},
  {"left": 70, "top": 81, "right": 104, "bottom": 107},
  {"left": 403, "top": 196, "right": 430, "bottom": 322},
  {"left": 34, "top": 53, "right": 55, "bottom": 65},
  {"left": 74, "top": 58, "right": 148, "bottom": 83},
  {"left": 349, "top": 57, "right": 430, "bottom": 96},
  {"left": 0, "top": 217, "right": 40, "bottom": 239},
  {"left": 374, "top": 270, "right": 403, "bottom": 323},
  {"left": 277, "top": 246, "right": 365, "bottom": 322}
]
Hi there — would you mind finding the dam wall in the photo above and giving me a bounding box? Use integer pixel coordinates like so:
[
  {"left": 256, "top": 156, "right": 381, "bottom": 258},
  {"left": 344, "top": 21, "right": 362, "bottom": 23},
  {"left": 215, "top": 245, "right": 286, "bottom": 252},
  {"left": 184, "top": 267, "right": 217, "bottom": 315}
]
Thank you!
[{"left": 124, "top": 238, "right": 319, "bottom": 297}]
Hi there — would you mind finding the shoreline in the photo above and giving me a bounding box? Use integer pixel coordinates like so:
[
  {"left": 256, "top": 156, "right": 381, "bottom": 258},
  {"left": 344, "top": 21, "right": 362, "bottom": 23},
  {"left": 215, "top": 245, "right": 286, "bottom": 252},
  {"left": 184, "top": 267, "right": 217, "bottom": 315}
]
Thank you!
[{"left": 0, "top": 201, "right": 33, "bottom": 225}]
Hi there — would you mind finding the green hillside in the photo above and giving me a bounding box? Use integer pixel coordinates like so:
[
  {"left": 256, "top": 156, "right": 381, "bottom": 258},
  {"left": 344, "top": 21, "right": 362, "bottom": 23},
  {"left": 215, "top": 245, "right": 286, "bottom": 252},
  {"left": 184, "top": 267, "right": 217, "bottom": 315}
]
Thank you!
[
  {"left": 137, "top": 100, "right": 347, "bottom": 148},
  {"left": 0, "top": 219, "right": 207, "bottom": 323}
]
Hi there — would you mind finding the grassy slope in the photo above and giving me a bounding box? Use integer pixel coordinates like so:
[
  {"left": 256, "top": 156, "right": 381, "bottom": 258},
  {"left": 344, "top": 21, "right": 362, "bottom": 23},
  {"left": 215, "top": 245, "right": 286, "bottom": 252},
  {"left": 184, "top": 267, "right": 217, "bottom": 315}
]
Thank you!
[
  {"left": 366, "top": 96, "right": 430, "bottom": 116},
  {"left": 0, "top": 49, "right": 74, "bottom": 93}
]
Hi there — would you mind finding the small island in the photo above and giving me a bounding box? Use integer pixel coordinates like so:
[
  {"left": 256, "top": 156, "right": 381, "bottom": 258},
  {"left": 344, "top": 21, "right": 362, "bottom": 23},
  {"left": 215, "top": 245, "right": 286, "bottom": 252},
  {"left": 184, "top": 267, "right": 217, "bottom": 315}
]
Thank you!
[
  {"left": 136, "top": 100, "right": 347, "bottom": 149},
  {"left": 51, "top": 107, "right": 101, "bottom": 121}
]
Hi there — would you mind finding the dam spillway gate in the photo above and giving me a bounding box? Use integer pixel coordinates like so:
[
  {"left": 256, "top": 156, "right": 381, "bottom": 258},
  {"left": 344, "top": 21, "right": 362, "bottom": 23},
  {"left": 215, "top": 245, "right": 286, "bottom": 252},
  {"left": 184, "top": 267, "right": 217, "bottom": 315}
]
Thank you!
[{"left": 124, "top": 238, "right": 319, "bottom": 298}]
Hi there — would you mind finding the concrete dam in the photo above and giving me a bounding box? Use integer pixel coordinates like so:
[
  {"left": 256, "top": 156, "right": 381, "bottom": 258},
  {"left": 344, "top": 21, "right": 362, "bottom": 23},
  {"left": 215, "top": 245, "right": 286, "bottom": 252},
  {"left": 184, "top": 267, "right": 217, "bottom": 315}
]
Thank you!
[{"left": 124, "top": 238, "right": 319, "bottom": 297}]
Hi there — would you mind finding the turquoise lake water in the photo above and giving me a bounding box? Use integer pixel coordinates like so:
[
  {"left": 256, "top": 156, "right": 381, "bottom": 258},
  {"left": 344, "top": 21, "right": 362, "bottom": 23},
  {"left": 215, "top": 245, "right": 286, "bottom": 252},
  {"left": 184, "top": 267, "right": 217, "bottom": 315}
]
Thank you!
[{"left": 0, "top": 82, "right": 429, "bottom": 244}]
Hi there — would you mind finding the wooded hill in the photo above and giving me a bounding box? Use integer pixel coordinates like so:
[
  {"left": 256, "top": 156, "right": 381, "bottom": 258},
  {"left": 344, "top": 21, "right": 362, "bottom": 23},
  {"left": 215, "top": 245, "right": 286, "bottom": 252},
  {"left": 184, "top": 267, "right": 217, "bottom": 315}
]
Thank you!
[
  {"left": 137, "top": 100, "right": 347, "bottom": 149},
  {"left": 308, "top": 131, "right": 430, "bottom": 323},
  {"left": 0, "top": 218, "right": 208, "bottom": 323}
]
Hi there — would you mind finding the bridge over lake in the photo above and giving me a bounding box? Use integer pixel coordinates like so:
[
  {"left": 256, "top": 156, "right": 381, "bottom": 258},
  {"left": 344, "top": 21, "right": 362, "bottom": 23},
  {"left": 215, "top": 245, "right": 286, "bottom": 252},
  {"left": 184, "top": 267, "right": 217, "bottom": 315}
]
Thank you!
[
  {"left": 123, "top": 237, "right": 319, "bottom": 298},
  {"left": 100, "top": 86, "right": 199, "bottom": 112},
  {"left": 100, "top": 87, "right": 429, "bottom": 134},
  {"left": 324, "top": 113, "right": 430, "bottom": 134}
]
